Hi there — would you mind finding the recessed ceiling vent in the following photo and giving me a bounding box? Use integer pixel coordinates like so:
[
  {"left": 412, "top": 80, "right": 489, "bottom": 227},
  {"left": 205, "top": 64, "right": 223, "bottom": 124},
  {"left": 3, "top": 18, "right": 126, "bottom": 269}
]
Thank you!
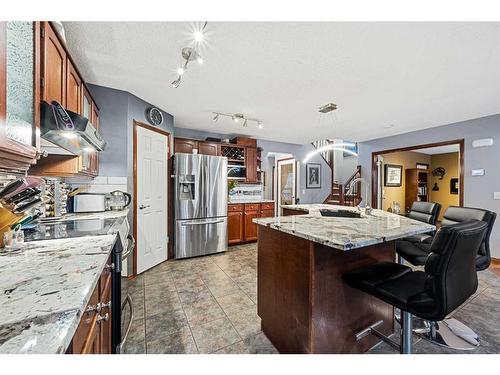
[{"left": 318, "top": 103, "right": 338, "bottom": 113}]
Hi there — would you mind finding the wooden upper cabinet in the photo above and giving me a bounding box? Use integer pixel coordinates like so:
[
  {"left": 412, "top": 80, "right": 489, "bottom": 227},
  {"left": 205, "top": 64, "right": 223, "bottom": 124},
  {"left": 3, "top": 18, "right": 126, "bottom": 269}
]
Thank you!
[
  {"left": 174, "top": 138, "right": 198, "bottom": 154},
  {"left": 198, "top": 141, "right": 220, "bottom": 156},
  {"left": 91, "top": 103, "right": 99, "bottom": 127},
  {"left": 245, "top": 147, "right": 258, "bottom": 182},
  {"left": 81, "top": 85, "right": 92, "bottom": 121},
  {"left": 41, "top": 22, "right": 66, "bottom": 106},
  {"left": 66, "top": 60, "right": 81, "bottom": 114}
]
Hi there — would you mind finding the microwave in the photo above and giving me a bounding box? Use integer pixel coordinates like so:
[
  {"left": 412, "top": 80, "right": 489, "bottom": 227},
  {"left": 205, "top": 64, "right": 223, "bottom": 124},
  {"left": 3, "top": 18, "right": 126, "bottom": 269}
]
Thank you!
[{"left": 228, "top": 165, "right": 246, "bottom": 180}]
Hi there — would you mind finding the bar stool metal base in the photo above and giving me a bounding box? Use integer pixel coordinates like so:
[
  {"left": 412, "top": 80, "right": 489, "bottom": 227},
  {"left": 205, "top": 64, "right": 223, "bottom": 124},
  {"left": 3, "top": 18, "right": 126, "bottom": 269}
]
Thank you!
[
  {"left": 395, "top": 308, "right": 480, "bottom": 350},
  {"left": 413, "top": 319, "right": 480, "bottom": 350}
]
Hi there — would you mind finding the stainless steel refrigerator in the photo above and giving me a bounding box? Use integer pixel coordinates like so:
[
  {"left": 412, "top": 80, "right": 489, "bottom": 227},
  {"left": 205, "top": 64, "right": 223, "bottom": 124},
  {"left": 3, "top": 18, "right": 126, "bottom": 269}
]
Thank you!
[{"left": 174, "top": 153, "right": 228, "bottom": 259}]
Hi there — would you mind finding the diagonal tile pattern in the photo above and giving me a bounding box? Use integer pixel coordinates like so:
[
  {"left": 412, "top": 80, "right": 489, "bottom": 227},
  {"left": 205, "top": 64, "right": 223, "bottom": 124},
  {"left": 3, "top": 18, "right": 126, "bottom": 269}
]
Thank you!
[
  {"left": 121, "top": 242, "right": 500, "bottom": 354},
  {"left": 122, "top": 243, "right": 278, "bottom": 354}
]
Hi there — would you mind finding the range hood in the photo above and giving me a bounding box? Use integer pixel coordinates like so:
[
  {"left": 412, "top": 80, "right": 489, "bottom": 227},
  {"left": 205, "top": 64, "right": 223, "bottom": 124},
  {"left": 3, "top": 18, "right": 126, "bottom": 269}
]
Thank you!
[{"left": 40, "top": 101, "right": 106, "bottom": 155}]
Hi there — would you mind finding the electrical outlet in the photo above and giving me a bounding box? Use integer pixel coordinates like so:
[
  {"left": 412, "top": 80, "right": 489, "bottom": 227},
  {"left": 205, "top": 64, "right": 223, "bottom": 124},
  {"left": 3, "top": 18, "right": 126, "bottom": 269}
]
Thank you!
[{"left": 494, "top": 192, "right": 500, "bottom": 200}]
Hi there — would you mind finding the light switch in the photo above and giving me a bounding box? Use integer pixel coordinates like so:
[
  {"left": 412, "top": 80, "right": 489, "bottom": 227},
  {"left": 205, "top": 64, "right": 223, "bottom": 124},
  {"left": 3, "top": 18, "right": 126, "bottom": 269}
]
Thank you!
[
  {"left": 471, "top": 169, "right": 485, "bottom": 176},
  {"left": 494, "top": 192, "right": 500, "bottom": 200}
]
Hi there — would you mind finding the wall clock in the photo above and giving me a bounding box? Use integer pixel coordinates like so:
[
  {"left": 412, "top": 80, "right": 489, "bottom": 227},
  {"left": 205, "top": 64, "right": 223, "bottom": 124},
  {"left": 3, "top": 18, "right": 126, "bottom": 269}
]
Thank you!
[{"left": 146, "top": 107, "right": 163, "bottom": 126}]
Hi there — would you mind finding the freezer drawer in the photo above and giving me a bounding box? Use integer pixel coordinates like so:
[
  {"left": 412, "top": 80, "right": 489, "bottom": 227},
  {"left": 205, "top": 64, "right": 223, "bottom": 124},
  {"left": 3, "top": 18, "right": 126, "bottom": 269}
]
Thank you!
[{"left": 175, "top": 217, "right": 228, "bottom": 259}]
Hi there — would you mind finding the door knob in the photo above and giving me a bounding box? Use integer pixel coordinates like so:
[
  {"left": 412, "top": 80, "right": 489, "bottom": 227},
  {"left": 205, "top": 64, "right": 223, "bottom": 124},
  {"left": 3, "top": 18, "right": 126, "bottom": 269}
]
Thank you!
[{"left": 139, "top": 204, "right": 150, "bottom": 210}]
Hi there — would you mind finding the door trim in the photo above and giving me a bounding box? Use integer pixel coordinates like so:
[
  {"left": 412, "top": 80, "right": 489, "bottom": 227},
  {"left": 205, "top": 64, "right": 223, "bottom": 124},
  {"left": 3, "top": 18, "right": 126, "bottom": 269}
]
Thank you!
[
  {"left": 133, "top": 120, "right": 171, "bottom": 276},
  {"left": 276, "top": 157, "right": 298, "bottom": 215},
  {"left": 370, "top": 138, "right": 464, "bottom": 209}
]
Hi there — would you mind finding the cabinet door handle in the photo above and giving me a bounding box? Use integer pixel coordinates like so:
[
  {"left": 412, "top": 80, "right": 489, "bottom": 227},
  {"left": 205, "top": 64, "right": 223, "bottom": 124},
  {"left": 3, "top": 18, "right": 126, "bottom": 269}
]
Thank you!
[
  {"left": 104, "top": 263, "right": 115, "bottom": 272},
  {"left": 97, "top": 313, "right": 109, "bottom": 323},
  {"left": 97, "top": 301, "right": 112, "bottom": 312},
  {"left": 139, "top": 204, "right": 150, "bottom": 210}
]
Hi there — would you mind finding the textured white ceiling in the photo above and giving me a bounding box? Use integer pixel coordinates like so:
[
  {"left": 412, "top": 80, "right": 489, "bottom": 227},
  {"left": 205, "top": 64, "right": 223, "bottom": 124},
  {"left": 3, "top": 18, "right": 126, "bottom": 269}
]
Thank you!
[{"left": 63, "top": 22, "right": 500, "bottom": 144}]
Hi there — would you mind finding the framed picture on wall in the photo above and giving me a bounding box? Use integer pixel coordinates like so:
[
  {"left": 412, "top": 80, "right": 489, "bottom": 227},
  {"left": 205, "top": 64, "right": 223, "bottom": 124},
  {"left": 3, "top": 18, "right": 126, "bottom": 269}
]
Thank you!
[
  {"left": 384, "top": 164, "right": 403, "bottom": 187},
  {"left": 416, "top": 162, "right": 429, "bottom": 170},
  {"left": 306, "top": 163, "right": 321, "bottom": 189},
  {"left": 450, "top": 178, "right": 459, "bottom": 194}
]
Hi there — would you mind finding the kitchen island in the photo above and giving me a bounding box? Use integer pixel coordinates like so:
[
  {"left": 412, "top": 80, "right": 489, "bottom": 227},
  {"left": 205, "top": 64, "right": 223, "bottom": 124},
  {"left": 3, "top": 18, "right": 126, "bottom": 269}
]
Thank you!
[
  {"left": 253, "top": 204, "right": 434, "bottom": 353},
  {"left": 0, "top": 211, "right": 128, "bottom": 354}
]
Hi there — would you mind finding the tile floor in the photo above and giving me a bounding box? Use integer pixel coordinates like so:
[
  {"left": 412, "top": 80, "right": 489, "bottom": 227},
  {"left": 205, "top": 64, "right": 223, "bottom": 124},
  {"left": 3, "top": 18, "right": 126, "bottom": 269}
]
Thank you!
[
  {"left": 122, "top": 243, "right": 500, "bottom": 354},
  {"left": 122, "top": 243, "right": 278, "bottom": 354}
]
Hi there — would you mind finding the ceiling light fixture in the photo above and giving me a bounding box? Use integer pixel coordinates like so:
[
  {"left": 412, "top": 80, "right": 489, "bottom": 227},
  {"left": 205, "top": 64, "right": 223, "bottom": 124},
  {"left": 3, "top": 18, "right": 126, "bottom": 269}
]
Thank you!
[
  {"left": 303, "top": 143, "right": 357, "bottom": 163},
  {"left": 318, "top": 103, "right": 338, "bottom": 113},
  {"left": 171, "top": 22, "right": 208, "bottom": 89},
  {"left": 211, "top": 112, "right": 263, "bottom": 129},
  {"left": 171, "top": 76, "right": 182, "bottom": 88}
]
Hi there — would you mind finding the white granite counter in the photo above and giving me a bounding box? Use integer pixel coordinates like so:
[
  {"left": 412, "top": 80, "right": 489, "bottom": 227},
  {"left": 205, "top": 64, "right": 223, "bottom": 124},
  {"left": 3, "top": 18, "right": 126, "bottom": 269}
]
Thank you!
[
  {"left": 0, "top": 211, "right": 128, "bottom": 354},
  {"left": 253, "top": 204, "right": 434, "bottom": 250},
  {"left": 229, "top": 199, "right": 274, "bottom": 204}
]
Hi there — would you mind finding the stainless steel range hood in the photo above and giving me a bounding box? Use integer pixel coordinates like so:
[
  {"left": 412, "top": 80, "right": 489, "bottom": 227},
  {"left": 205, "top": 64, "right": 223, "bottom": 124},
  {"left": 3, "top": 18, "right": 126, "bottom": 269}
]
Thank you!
[{"left": 40, "top": 101, "right": 106, "bottom": 155}]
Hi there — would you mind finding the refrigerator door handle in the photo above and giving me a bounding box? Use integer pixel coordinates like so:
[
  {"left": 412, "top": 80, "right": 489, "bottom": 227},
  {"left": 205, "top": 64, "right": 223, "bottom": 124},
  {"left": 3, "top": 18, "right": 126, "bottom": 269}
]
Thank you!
[{"left": 181, "top": 219, "right": 225, "bottom": 226}]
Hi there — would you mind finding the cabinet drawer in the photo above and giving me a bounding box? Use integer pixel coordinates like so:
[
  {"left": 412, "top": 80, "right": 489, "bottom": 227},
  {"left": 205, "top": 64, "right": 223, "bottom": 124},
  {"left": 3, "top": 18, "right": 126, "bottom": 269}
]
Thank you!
[
  {"left": 244, "top": 203, "right": 260, "bottom": 212},
  {"left": 228, "top": 204, "right": 244, "bottom": 212},
  {"left": 71, "top": 285, "right": 99, "bottom": 353},
  {"left": 261, "top": 202, "right": 274, "bottom": 210}
]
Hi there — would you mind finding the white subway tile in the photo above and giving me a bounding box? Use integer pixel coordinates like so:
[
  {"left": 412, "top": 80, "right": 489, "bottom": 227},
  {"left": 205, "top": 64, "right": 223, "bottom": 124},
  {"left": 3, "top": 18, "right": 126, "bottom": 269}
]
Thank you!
[{"left": 107, "top": 176, "right": 127, "bottom": 185}]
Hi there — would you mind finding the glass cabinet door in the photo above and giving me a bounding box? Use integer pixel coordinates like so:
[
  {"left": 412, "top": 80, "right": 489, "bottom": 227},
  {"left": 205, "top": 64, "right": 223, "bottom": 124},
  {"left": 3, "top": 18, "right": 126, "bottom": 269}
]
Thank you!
[{"left": 5, "top": 21, "right": 35, "bottom": 147}]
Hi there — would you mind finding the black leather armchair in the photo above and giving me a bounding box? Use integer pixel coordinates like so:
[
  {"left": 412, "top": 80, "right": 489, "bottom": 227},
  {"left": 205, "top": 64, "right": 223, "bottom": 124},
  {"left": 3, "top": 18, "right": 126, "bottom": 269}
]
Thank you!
[
  {"left": 397, "top": 206, "right": 496, "bottom": 270},
  {"left": 344, "top": 220, "right": 488, "bottom": 353}
]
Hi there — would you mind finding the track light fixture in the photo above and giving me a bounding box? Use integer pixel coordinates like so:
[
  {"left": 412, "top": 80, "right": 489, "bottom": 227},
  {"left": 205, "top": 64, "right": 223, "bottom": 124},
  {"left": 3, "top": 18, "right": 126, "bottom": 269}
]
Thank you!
[
  {"left": 211, "top": 112, "right": 263, "bottom": 129},
  {"left": 171, "top": 22, "right": 208, "bottom": 88},
  {"left": 171, "top": 76, "right": 182, "bottom": 88}
]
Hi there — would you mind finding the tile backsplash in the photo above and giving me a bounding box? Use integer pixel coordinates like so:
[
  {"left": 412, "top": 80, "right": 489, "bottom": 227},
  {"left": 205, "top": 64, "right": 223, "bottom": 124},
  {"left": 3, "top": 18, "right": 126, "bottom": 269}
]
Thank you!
[{"left": 68, "top": 176, "right": 128, "bottom": 194}]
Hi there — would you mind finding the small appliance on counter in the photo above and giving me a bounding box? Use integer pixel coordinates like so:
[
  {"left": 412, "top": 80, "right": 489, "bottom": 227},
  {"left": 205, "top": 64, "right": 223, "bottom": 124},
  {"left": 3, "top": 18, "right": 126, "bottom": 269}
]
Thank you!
[
  {"left": 71, "top": 193, "right": 108, "bottom": 213},
  {"left": 69, "top": 190, "right": 132, "bottom": 213},
  {"left": 108, "top": 190, "right": 132, "bottom": 211}
]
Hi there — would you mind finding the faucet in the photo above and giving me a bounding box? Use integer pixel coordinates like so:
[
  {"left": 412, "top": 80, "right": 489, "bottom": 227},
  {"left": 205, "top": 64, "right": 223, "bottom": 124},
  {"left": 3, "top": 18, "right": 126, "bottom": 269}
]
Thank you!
[{"left": 347, "top": 177, "right": 372, "bottom": 215}]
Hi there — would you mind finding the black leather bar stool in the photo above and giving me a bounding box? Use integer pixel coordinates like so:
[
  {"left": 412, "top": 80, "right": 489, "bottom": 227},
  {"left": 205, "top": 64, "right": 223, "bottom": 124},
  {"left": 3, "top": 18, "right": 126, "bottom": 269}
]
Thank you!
[
  {"left": 395, "top": 206, "right": 496, "bottom": 349},
  {"left": 344, "top": 221, "right": 488, "bottom": 354},
  {"left": 397, "top": 206, "right": 496, "bottom": 270},
  {"left": 401, "top": 201, "right": 441, "bottom": 244}
]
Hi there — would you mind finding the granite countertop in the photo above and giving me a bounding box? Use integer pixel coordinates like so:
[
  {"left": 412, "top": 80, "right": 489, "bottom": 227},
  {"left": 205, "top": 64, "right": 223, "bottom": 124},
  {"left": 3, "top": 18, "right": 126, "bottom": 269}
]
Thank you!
[
  {"left": 0, "top": 210, "right": 128, "bottom": 354},
  {"left": 229, "top": 199, "right": 275, "bottom": 204},
  {"left": 253, "top": 204, "right": 435, "bottom": 250}
]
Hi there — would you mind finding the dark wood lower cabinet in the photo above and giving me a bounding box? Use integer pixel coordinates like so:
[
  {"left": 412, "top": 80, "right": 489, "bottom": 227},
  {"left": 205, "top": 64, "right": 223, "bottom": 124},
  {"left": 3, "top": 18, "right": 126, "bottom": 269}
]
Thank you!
[
  {"left": 244, "top": 210, "right": 259, "bottom": 241},
  {"left": 68, "top": 257, "right": 113, "bottom": 354},
  {"left": 228, "top": 202, "right": 274, "bottom": 245},
  {"left": 228, "top": 211, "right": 244, "bottom": 244}
]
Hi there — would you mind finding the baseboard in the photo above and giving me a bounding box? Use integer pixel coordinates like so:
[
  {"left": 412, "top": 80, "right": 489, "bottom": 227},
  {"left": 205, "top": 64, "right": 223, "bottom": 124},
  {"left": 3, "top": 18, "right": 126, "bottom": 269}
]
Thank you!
[{"left": 492, "top": 257, "right": 500, "bottom": 265}]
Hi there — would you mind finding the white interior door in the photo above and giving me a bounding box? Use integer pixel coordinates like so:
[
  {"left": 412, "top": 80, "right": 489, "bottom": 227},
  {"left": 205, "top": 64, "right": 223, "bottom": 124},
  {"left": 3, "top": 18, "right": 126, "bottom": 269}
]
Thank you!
[
  {"left": 276, "top": 158, "right": 297, "bottom": 215},
  {"left": 136, "top": 126, "right": 169, "bottom": 274}
]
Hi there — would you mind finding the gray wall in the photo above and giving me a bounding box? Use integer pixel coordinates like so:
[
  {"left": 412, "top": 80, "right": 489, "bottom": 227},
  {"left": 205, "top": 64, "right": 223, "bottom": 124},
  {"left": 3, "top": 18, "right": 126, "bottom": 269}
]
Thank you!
[
  {"left": 358, "top": 113, "right": 500, "bottom": 258},
  {"left": 89, "top": 84, "right": 174, "bottom": 181},
  {"left": 87, "top": 85, "right": 128, "bottom": 177},
  {"left": 174, "top": 127, "right": 332, "bottom": 204},
  {"left": 88, "top": 84, "right": 175, "bottom": 233}
]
